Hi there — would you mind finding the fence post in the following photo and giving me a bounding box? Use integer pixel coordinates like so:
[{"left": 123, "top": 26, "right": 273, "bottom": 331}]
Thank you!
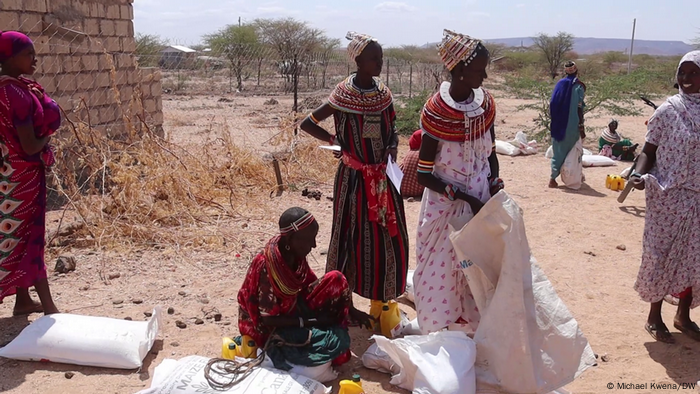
[
  {"left": 409, "top": 63, "right": 413, "bottom": 98},
  {"left": 385, "top": 58, "right": 389, "bottom": 88}
]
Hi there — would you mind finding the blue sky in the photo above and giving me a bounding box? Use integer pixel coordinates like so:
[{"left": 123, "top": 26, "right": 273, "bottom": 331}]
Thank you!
[{"left": 134, "top": 0, "right": 699, "bottom": 46}]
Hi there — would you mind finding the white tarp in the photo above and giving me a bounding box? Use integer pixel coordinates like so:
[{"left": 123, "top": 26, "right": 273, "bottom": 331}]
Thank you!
[{"left": 449, "top": 191, "right": 596, "bottom": 394}]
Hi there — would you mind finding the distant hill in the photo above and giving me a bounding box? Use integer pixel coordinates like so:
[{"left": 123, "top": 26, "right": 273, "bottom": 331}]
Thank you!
[{"left": 423, "top": 37, "right": 694, "bottom": 56}]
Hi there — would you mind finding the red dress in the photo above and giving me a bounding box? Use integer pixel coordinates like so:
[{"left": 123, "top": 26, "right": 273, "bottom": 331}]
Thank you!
[
  {"left": 0, "top": 76, "right": 60, "bottom": 302},
  {"left": 237, "top": 236, "right": 351, "bottom": 346}
]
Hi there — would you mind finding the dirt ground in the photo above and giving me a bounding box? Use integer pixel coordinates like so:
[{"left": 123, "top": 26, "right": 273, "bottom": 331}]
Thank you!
[{"left": 1, "top": 83, "right": 700, "bottom": 394}]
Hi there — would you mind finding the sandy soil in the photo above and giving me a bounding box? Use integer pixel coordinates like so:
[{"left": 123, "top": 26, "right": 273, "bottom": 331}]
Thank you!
[{"left": 2, "top": 84, "right": 699, "bottom": 394}]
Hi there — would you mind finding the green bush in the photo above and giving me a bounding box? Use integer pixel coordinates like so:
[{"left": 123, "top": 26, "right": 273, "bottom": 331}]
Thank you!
[{"left": 395, "top": 90, "right": 432, "bottom": 135}]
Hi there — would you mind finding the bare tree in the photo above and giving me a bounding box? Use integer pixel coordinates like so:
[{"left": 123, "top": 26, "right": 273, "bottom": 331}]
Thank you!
[
  {"left": 255, "top": 18, "right": 326, "bottom": 113},
  {"left": 318, "top": 37, "right": 341, "bottom": 88},
  {"left": 532, "top": 32, "right": 575, "bottom": 79},
  {"left": 205, "top": 24, "right": 259, "bottom": 91}
]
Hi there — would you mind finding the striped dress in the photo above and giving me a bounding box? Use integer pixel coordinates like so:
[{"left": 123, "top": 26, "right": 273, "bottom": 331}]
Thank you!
[{"left": 325, "top": 74, "right": 409, "bottom": 301}]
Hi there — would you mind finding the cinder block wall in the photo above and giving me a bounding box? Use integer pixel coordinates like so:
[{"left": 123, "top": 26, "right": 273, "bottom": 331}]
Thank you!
[{"left": 1, "top": 0, "right": 163, "bottom": 135}]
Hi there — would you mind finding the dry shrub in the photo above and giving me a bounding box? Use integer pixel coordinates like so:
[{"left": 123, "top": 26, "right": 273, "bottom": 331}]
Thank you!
[{"left": 51, "top": 96, "right": 336, "bottom": 252}]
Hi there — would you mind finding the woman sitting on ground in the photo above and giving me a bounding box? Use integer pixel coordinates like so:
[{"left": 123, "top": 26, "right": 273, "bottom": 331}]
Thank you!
[
  {"left": 237, "top": 207, "right": 372, "bottom": 370},
  {"left": 399, "top": 130, "right": 426, "bottom": 198},
  {"left": 598, "top": 119, "right": 638, "bottom": 161}
]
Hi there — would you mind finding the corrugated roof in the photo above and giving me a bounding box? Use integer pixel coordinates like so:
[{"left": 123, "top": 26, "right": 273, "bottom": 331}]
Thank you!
[{"left": 162, "top": 45, "right": 197, "bottom": 53}]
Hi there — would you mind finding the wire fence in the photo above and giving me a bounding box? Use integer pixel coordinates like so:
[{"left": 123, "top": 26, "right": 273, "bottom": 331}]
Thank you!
[
  {"left": 135, "top": 43, "right": 448, "bottom": 97},
  {"left": 10, "top": 10, "right": 162, "bottom": 135}
]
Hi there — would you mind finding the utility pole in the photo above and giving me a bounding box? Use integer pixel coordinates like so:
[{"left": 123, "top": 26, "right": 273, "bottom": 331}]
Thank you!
[
  {"left": 627, "top": 18, "right": 636, "bottom": 74},
  {"left": 238, "top": 16, "right": 241, "bottom": 27}
]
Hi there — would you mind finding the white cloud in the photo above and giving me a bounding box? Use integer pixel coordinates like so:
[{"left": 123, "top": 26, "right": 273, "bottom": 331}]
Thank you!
[
  {"left": 469, "top": 11, "right": 490, "bottom": 17},
  {"left": 516, "top": 3, "right": 526, "bottom": 8},
  {"left": 374, "top": 2, "right": 418, "bottom": 13}
]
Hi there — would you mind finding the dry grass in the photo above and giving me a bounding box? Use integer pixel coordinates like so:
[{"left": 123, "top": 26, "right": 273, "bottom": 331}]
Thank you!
[{"left": 48, "top": 53, "right": 337, "bottom": 254}]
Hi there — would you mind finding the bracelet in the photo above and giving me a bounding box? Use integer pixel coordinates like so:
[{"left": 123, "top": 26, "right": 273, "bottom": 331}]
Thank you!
[
  {"left": 630, "top": 171, "right": 643, "bottom": 178},
  {"left": 308, "top": 113, "right": 320, "bottom": 125},
  {"left": 444, "top": 184, "right": 457, "bottom": 201},
  {"left": 417, "top": 159, "right": 434, "bottom": 174},
  {"left": 299, "top": 317, "right": 304, "bottom": 328}
]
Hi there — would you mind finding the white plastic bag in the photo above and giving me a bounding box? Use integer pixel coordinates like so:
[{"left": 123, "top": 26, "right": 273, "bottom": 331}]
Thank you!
[
  {"left": 260, "top": 355, "right": 337, "bottom": 383},
  {"left": 0, "top": 308, "right": 161, "bottom": 370},
  {"left": 561, "top": 139, "right": 583, "bottom": 189},
  {"left": 582, "top": 155, "right": 616, "bottom": 167},
  {"left": 136, "top": 356, "right": 330, "bottom": 394},
  {"left": 361, "top": 342, "right": 400, "bottom": 375},
  {"left": 401, "top": 318, "right": 422, "bottom": 336},
  {"left": 405, "top": 269, "right": 415, "bottom": 303},
  {"left": 545, "top": 145, "right": 554, "bottom": 159},
  {"left": 372, "top": 331, "right": 477, "bottom": 394},
  {"left": 449, "top": 191, "right": 596, "bottom": 394},
  {"left": 513, "top": 131, "right": 539, "bottom": 155},
  {"left": 495, "top": 140, "right": 521, "bottom": 156}
]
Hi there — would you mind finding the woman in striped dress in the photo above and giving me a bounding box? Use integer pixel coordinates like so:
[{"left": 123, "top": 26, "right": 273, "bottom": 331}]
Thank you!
[{"left": 300, "top": 32, "right": 409, "bottom": 311}]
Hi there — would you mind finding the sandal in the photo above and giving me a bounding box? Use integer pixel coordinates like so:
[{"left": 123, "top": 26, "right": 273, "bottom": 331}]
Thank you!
[
  {"left": 645, "top": 322, "right": 675, "bottom": 343},
  {"left": 673, "top": 321, "right": 700, "bottom": 342}
]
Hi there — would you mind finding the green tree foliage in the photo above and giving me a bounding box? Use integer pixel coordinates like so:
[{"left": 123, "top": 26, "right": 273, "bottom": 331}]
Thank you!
[
  {"left": 134, "top": 33, "right": 167, "bottom": 67},
  {"left": 204, "top": 24, "right": 260, "bottom": 91},
  {"left": 504, "top": 67, "right": 676, "bottom": 141},
  {"left": 395, "top": 90, "right": 432, "bottom": 135},
  {"left": 532, "top": 32, "right": 575, "bottom": 79}
]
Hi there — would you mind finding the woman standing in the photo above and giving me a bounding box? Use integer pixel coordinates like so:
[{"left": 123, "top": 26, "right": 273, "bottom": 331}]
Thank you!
[
  {"left": 549, "top": 61, "right": 586, "bottom": 188},
  {"left": 300, "top": 33, "right": 409, "bottom": 310},
  {"left": 0, "top": 31, "right": 60, "bottom": 315},
  {"left": 413, "top": 30, "right": 503, "bottom": 333},
  {"left": 633, "top": 51, "right": 700, "bottom": 343}
]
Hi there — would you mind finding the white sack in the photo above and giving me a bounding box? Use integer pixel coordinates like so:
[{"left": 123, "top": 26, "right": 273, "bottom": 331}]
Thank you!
[
  {"left": 372, "top": 331, "right": 477, "bottom": 394},
  {"left": 495, "top": 140, "right": 521, "bottom": 156},
  {"left": 361, "top": 342, "right": 400, "bottom": 375},
  {"left": 561, "top": 139, "right": 584, "bottom": 189},
  {"left": 260, "top": 356, "right": 337, "bottom": 383},
  {"left": 582, "top": 155, "right": 616, "bottom": 167},
  {"left": 405, "top": 269, "right": 415, "bottom": 303},
  {"left": 449, "top": 191, "right": 596, "bottom": 394},
  {"left": 136, "top": 356, "right": 330, "bottom": 394},
  {"left": 0, "top": 308, "right": 162, "bottom": 369}
]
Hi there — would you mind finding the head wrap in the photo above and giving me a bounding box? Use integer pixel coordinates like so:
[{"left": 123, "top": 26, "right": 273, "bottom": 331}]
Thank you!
[
  {"left": 279, "top": 211, "right": 316, "bottom": 236},
  {"left": 437, "top": 29, "right": 484, "bottom": 71},
  {"left": 346, "top": 31, "right": 377, "bottom": 61},
  {"left": 608, "top": 118, "right": 618, "bottom": 128},
  {"left": 671, "top": 50, "right": 700, "bottom": 118},
  {"left": 564, "top": 61, "right": 578, "bottom": 75},
  {"left": 408, "top": 130, "right": 422, "bottom": 150},
  {"left": 0, "top": 31, "right": 34, "bottom": 64}
]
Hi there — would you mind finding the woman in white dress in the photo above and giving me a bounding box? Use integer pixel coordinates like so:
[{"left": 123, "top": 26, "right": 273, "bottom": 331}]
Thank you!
[{"left": 413, "top": 30, "right": 503, "bottom": 333}]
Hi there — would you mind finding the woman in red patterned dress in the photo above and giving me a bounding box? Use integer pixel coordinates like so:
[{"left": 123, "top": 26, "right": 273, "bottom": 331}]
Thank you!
[
  {"left": 300, "top": 32, "right": 409, "bottom": 312},
  {"left": 237, "top": 207, "right": 372, "bottom": 368},
  {"left": 0, "top": 31, "right": 60, "bottom": 316}
]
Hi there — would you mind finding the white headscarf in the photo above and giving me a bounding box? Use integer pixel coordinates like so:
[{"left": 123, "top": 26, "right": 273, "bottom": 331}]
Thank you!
[{"left": 669, "top": 50, "right": 700, "bottom": 128}]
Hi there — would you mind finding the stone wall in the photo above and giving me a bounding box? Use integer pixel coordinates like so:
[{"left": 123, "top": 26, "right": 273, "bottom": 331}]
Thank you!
[{"left": 1, "top": 0, "right": 163, "bottom": 135}]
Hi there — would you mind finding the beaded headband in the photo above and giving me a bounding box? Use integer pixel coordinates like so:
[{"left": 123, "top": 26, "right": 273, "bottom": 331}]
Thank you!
[
  {"left": 346, "top": 31, "right": 377, "bottom": 61},
  {"left": 437, "top": 29, "right": 483, "bottom": 71},
  {"left": 279, "top": 212, "right": 316, "bottom": 235}
]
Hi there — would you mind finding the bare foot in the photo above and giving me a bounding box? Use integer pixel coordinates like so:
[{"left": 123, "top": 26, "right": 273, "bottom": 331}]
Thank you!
[
  {"left": 13, "top": 300, "right": 44, "bottom": 316},
  {"left": 43, "top": 306, "right": 60, "bottom": 315},
  {"left": 548, "top": 179, "right": 558, "bottom": 188}
]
